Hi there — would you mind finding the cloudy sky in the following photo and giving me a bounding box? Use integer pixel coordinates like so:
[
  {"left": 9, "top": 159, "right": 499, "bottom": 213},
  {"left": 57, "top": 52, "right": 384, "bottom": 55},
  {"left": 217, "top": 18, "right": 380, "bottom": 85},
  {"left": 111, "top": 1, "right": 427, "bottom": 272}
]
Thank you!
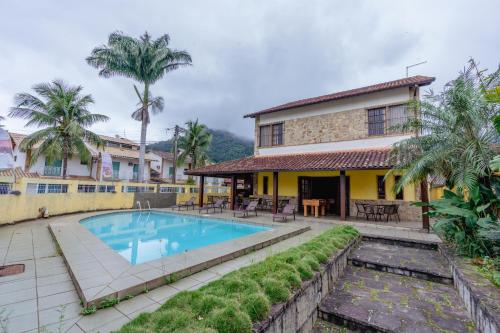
[{"left": 0, "top": 0, "right": 498, "bottom": 142}]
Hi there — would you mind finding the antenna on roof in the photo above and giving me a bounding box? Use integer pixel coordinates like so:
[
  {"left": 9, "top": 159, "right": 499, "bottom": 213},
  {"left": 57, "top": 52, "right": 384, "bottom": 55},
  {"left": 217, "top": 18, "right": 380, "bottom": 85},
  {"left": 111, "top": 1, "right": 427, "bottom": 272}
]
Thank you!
[{"left": 406, "top": 61, "right": 427, "bottom": 77}]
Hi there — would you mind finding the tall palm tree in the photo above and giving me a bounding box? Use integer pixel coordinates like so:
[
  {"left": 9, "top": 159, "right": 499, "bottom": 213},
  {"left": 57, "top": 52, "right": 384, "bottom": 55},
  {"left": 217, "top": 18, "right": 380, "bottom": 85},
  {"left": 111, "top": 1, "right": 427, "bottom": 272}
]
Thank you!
[
  {"left": 9, "top": 80, "right": 109, "bottom": 179},
  {"left": 86, "top": 31, "right": 192, "bottom": 182},
  {"left": 177, "top": 120, "right": 212, "bottom": 169},
  {"left": 390, "top": 60, "right": 499, "bottom": 193}
]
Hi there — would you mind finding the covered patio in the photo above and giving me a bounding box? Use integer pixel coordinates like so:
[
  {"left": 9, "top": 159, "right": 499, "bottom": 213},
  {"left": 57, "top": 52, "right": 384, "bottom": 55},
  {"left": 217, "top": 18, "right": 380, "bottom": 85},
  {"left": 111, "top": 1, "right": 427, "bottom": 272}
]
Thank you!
[{"left": 186, "top": 148, "right": 430, "bottom": 229}]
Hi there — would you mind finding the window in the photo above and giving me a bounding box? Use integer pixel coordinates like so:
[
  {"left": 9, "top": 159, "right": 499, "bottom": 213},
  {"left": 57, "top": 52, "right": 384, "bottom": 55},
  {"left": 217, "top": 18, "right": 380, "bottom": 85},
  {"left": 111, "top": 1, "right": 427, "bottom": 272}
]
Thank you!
[
  {"left": 26, "top": 183, "right": 68, "bottom": 194},
  {"left": 190, "top": 187, "right": 199, "bottom": 193},
  {"left": 121, "top": 186, "right": 155, "bottom": 193},
  {"left": 160, "top": 187, "right": 175, "bottom": 193},
  {"left": 98, "top": 185, "right": 115, "bottom": 193},
  {"left": 168, "top": 167, "right": 174, "bottom": 176},
  {"left": 368, "top": 108, "right": 385, "bottom": 136},
  {"left": 112, "top": 162, "right": 120, "bottom": 180},
  {"left": 0, "top": 183, "right": 11, "bottom": 195},
  {"left": 48, "top": 184, "right": 68, "bottom": 193},
  {"left": 263, "top": 176, "right": 269, "bottom": 195},
  {"left": 368, "top": 104, "right": 410, "bottom": 136},
  {"left": 377, "top": 176, "right": 386, "bottom": 199},
  {"left": 259, "top": 123, "right": 284, "bottom": 147},
  {"left": 78, "top": 184, "right": 96, "bottom": 193},
  {"left": 394, "top": 176, "right": 403, "bottom": 200}
]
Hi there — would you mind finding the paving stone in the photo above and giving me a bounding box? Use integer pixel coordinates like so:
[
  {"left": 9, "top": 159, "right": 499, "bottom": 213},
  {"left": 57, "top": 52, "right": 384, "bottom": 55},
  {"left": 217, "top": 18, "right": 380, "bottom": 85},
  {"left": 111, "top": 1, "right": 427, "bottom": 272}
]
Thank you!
[
  {"left": 349, "top": 241, "right": 452, "bottom": 279},
  {"left": 319, "top": 266, "right": 475, "bottom": 333},
  {"left": 1, "top": 311, "right": 38, "bottom": 333}
]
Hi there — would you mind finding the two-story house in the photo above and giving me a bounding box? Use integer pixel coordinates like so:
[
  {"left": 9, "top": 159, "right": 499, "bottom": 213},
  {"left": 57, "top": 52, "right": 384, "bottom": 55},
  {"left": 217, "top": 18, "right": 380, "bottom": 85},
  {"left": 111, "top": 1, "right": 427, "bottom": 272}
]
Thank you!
[
  {"left": 149, "top": 150, "right": 192, "bottom": 183},
  {"left": 9, "top": 133, "right": 155, "bottom": 182},
  {"left": 186, "top": 76, "right": 435, "bottom": 222}
]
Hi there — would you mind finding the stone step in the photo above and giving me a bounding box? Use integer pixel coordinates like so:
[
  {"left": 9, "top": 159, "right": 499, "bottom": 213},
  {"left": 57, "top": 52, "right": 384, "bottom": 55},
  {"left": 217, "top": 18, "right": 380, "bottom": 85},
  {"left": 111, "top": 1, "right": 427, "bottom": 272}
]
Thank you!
[
  {"left": 361, "top": 234, "right": 439, "bottom": 250},
  {"left": 348, "top": 241, "right": 453, "bottom": 284},
  {"left": 318, "top": 266, "right": 475, "bottom": 333},
  {"left": 312, "top": 319, "right": 354, "bottom": 333}
]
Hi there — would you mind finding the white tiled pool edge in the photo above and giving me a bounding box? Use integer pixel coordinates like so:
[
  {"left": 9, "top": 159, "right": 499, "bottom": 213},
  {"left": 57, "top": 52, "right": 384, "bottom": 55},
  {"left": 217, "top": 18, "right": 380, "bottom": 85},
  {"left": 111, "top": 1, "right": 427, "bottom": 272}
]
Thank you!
[{"left": 48, "top": 211, "right": 310, "bottom": 307}]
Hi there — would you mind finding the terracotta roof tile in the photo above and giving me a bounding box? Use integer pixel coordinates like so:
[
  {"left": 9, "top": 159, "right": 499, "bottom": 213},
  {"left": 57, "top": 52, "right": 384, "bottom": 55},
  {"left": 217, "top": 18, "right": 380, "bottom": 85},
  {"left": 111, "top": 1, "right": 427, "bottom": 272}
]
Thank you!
[
  {"left": 186, "top": 149, "right": 392, "bottom": 175},
  {"left": 0, "top": 167, "right": 40, "bottom": 178},
  {"left": 245, "top": 75, "right": 435, "bottom": 118}
]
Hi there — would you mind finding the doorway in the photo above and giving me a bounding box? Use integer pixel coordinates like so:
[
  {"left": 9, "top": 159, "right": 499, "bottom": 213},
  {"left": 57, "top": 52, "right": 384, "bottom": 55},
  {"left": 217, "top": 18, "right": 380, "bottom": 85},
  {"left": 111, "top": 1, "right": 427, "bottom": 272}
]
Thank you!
[{"left": 298, "top": 176, "right": 350, "bottom": 216}]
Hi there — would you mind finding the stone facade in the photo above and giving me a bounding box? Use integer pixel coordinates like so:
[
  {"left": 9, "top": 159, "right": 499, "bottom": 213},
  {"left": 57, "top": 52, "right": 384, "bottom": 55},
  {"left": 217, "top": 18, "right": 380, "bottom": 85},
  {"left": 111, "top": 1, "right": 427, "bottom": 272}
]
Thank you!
[
  {"left": 283, "top": 108, "right": 368, "bottom": 146},
  {"left": 349, "top": 199, "right": 422, "bottom": 222}
]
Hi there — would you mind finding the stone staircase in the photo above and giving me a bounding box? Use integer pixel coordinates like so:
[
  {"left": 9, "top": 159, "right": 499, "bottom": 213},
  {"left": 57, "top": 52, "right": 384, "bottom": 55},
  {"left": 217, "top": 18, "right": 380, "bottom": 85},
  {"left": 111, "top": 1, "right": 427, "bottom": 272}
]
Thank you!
[{"left": 314, "top": 237, "right": 476, "bottom": 333}]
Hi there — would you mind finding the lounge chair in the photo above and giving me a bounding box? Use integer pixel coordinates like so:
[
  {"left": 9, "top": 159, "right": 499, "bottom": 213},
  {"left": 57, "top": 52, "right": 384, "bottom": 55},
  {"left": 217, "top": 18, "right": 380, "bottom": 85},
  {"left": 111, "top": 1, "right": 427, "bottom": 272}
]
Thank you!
[
  {"left": 233, "top": 200, "right": 258, "bottom": 218},
  {"left": 199, "top": 199, "right": 225, "bottom": 214},
  {"left": 172, "top": 197, "right": 196, "bottom": 211},
  {"left": 272, "top": 204, "right": 296, "bottom": 222}
]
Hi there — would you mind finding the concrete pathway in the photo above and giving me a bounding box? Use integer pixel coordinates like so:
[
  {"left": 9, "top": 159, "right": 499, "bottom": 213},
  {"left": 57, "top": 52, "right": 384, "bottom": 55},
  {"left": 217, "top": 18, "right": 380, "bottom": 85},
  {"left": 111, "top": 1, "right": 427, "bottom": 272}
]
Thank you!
[{"left": 0, "top": 210, "right": 439, "bottom": 333}]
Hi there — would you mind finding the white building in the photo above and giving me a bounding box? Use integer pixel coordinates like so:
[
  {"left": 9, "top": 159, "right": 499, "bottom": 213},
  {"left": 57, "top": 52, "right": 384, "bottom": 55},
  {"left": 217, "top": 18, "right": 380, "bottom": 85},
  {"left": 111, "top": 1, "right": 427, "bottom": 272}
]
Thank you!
[
  {"left": 10, "top": 133, "right": 154, "bottom": 182},
  {"left": 149, "top": 150, "right": 191, "bottom": 183}
]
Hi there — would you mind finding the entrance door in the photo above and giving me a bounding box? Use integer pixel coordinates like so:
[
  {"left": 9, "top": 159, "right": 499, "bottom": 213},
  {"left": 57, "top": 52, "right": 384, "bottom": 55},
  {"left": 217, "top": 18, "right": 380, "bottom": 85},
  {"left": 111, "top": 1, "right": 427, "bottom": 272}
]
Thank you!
[{"left": 298, "top": 176, "right": 350, "bottom": 216}]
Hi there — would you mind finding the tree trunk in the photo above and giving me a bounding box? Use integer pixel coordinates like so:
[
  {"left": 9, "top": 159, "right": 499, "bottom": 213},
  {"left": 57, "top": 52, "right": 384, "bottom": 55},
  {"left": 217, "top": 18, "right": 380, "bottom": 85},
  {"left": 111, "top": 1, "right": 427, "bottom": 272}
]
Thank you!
[
  {"left": 138, "top": 83, "right": 149, "bottom": 183},
  {"left": 62, "top": 142, "right": 68, "bottom": 180}
]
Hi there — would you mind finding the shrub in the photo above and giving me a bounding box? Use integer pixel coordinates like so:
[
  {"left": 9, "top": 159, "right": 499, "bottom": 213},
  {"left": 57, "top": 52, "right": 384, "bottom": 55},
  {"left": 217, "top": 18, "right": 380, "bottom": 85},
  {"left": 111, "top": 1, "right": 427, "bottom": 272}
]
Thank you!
[
  {"left": 262, "top": 278, "right": 290, "bottom": 303},
  {"left": 207, "top": 305, "right": 253, "bottom": 333},
  {"left": 240, "top": 293, "right": 270, "bottom": 321},
  {"left": 295, "top": 258, "right": 314, "bottom": 280}
]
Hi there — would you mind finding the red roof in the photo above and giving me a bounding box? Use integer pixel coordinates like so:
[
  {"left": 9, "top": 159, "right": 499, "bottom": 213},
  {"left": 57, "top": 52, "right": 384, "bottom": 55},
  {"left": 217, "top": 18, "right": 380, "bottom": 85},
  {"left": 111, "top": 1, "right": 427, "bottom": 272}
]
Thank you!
[
  {"left": 0, "top": 167, "right": 40, "bottom": 178},
  {"left": 185, "top": 149, "right": 392, "bottom": 175},
  {"left": 245, "top": 75, "right": 435, "bottom": 118}
]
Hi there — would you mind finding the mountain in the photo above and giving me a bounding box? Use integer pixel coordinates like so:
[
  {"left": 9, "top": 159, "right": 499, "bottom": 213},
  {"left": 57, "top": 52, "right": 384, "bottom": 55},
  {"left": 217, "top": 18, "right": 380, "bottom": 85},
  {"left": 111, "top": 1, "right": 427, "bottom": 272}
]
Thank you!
[{"left": 147, "top": 129, "right": 254, "bottom": 163}]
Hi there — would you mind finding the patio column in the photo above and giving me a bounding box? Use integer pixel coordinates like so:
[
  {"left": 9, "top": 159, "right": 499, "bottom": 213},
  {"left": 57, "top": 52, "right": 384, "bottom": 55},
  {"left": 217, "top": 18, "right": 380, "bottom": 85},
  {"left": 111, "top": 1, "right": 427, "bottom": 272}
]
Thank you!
[
  {"left": 272, "top": 171, "right": 279, "bottom": 214},
  {"left": 340, "top": 170, "right": 346, "bottom": 220},
  {"left": 199, "top": 175, "right": 205, "bottom": 208},
  {"left": 420, "top": 179, "right": 430, "bottom": 231},
  {"left": 230, "top": 175, "right": 237, "bottom": 210}
]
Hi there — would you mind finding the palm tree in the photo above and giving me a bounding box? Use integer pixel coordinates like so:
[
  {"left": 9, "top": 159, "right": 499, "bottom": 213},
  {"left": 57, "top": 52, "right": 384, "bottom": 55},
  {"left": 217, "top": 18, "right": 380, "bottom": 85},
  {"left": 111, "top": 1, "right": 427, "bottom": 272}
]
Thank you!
[
  {"left": 177, "top": 120, "right": 212, "bottom": 169},
  {"left": 390, "top": 60, "right": 499, "bottom": 193},
  {"left": 9, "top": 80, "right": 109, "bottom": 179},
  {"left": 86, "top": 31, "right": 192, "bottom": 182}
]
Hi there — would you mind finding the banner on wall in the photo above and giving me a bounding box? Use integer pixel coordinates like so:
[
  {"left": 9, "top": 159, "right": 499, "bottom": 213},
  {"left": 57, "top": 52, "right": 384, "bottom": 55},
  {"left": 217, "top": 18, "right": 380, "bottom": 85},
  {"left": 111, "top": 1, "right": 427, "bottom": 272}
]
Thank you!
[
  {"left": 0, "top": 128, "right": 14, "bottom": 170},
  {"left": 101, "top": 152, "right": 113, "bottom": 180}
]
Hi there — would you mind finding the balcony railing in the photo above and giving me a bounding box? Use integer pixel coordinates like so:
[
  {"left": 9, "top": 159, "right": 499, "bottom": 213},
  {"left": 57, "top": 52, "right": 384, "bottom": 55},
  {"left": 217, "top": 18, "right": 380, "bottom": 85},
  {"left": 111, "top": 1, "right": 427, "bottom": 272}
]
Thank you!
[
  {"left": 113, "top": 170, "right": 120, "bottom": 180},
  {"left": 132, "top": 172, "right": 139, "bottom": 181},
  {"left": 43, "top": 166, "right": 62, "bottom": 176}
]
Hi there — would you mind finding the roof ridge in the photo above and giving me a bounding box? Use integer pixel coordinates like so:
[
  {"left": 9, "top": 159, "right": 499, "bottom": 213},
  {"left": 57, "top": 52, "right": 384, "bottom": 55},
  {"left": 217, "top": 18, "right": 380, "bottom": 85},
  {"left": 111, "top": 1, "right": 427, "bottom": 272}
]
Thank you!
[{"left": 245, "top": 75, "right": 435, "bottom": 118}]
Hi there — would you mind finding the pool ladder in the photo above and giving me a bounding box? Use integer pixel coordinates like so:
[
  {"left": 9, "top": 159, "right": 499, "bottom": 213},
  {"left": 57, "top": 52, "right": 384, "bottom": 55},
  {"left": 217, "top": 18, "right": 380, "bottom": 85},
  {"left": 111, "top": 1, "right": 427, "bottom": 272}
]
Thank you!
[{"left": 136, "top": 201, "right": 151, "bottom": 210}]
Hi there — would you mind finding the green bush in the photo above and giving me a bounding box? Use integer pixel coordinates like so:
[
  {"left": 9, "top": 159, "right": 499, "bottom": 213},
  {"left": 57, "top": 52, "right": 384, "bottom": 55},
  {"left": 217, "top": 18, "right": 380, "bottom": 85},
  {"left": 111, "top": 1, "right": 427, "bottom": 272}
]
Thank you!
[
  {"left": 207, "top": 305, "right": 252, "bottom": 333},
  {"left": 116, "top": 225, "right": 358, "bottom": 333},
  {"left": 240, "top": 293, "right": 270, "bottom": 321}
]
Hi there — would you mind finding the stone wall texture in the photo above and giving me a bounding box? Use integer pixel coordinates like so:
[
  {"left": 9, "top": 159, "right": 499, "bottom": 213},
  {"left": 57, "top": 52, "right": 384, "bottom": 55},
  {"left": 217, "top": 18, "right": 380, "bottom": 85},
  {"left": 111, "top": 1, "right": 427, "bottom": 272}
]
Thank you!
[
  {"left": 284, "top": 109, "right": 368, "bottom": 146},
  {"left": 349, "top": 199, "right": 422, "bottom": 222}
]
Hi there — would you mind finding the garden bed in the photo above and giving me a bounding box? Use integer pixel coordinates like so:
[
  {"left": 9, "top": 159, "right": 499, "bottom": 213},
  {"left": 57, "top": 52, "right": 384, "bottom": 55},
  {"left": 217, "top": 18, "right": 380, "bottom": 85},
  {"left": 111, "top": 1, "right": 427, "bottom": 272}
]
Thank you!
[
  {"left": 439, "top": 245, "right": 500, "bottom": 333},
  {"left": 117, "top": 225, "right": 360, "bottom": 333}
]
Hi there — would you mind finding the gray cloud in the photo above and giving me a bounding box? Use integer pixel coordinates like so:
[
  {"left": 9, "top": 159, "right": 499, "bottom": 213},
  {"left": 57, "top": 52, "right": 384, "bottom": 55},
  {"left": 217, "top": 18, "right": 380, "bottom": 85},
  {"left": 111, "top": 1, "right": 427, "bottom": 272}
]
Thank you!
[{"left": 0, "top": 0, "right": 498, "bottom": 142}]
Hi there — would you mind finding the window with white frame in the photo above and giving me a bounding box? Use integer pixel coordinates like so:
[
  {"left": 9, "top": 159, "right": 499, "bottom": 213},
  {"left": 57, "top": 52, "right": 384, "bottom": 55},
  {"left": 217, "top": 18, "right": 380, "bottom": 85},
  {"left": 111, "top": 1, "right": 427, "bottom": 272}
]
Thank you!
[
  {"left": 77, "top": 184, "right": 96, "bottom": 193},
  {"left": 26, "top": 183, "right": 68, "bottom": 194},
  {"left": 98, "top": 185, "right": 116, "bottom": 193}
]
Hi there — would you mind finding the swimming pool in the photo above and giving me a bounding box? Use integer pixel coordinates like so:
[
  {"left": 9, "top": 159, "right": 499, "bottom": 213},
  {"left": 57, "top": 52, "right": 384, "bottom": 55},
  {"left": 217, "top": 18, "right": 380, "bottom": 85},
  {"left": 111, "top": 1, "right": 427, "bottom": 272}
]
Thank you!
[{"left": 80, "top": 211, "right": 271, "bottom": 265}]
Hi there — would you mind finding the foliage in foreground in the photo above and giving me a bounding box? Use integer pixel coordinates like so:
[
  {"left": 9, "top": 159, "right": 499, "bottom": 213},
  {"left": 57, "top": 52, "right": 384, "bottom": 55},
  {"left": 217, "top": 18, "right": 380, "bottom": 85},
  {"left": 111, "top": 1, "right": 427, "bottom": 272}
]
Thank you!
[
  {"left": 425, "top": 180, "right": 500, "bottom": 258},
  {"left": 117, "top": 225, "right": 359, "bottom": 333},
  {"left": 473, "top": 256, "right": 500, "bottom": 288}
]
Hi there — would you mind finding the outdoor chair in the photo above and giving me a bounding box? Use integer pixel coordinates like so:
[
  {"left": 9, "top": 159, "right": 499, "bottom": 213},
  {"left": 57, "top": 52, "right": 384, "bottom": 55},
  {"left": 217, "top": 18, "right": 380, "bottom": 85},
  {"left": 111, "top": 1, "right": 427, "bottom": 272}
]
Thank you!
[
  {"left": 199, "top": 199, "right": 225, "bottom": 214},
  {"left": 383, "top": 204, "right": 400, "bottom": 222},
  {"left": 233, "top": 200, "right": 258, "bottom": 218},
  {"left": 363, "top": 204, "right": 377, "bottom": 221},
  {"left": 355, "top": 202, "right": 367, "bottom": 219},
  {"left": 172, "top": 197, "right": 196, "bottom": 211},
  {"left": 272, "top": 204, "right": 296, "bottom": 222}
]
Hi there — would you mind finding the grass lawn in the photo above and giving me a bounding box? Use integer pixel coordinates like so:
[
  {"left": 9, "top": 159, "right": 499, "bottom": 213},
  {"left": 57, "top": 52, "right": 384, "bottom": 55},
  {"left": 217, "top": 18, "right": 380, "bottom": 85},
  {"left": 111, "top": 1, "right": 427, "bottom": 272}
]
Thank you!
[{"left": 117, "top": 225, "right": 359, "bottom": 333}]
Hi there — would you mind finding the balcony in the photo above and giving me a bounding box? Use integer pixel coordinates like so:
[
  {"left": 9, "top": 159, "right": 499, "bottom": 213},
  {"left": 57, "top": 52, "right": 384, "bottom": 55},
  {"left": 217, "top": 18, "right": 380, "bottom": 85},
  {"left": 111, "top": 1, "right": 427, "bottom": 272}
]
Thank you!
[
  {"left": 113, "top": 170, "right": 120, "bottom": 180},
  {"left": 43, "top": 166, "right": 62, "bottom": 177}
]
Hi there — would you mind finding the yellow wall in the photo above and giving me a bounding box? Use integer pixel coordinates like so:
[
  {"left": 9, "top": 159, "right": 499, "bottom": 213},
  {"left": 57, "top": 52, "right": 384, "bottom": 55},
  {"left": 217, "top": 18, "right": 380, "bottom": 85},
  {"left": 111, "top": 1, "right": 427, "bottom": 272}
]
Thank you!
[
  {"left": 0, "top": 177, "right": 230, "bottom": 224},
  {"left": 430, "top": 186, "right": 445, "bottom": 200},
  {"left": 257, "top": 169, "right": 416, "bottom": 202}
]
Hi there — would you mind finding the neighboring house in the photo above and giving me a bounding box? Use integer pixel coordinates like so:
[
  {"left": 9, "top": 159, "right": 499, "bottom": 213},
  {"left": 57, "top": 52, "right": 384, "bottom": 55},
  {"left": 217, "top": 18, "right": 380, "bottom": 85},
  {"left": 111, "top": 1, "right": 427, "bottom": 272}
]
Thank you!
[
  {"left": 9, "top": 133, "right": 154, "bottom": 182},
  {"left": 149, "top": 150, "right": 191, "bottom": 183},
  {"left": 186, "top": 75, "right": 435, "bottom": 222}
]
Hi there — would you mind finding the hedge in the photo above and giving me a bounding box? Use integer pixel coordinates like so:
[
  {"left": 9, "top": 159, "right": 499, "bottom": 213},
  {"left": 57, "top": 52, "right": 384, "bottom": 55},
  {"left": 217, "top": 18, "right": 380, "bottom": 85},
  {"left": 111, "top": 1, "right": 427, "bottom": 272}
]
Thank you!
[{"left": 118, "top": 225, "right": 359, "bottom": 333}]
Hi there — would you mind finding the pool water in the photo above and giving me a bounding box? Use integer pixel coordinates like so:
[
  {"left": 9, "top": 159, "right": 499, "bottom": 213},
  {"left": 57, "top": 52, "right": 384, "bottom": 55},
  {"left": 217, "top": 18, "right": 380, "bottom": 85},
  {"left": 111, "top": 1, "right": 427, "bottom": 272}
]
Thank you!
[{"left": 80, "top": 211, "right": 271, "bottom": 265}]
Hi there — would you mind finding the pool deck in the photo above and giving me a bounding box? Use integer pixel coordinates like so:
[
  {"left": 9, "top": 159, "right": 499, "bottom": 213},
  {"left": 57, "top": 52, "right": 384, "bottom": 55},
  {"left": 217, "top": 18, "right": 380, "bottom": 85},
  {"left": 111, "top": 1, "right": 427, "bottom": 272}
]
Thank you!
[
  {"left": 49, "top": 210, "right": 309, "bottom": 307},
  {"left": 0, "top": 209, "right": 440, "bottom": 333}
]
